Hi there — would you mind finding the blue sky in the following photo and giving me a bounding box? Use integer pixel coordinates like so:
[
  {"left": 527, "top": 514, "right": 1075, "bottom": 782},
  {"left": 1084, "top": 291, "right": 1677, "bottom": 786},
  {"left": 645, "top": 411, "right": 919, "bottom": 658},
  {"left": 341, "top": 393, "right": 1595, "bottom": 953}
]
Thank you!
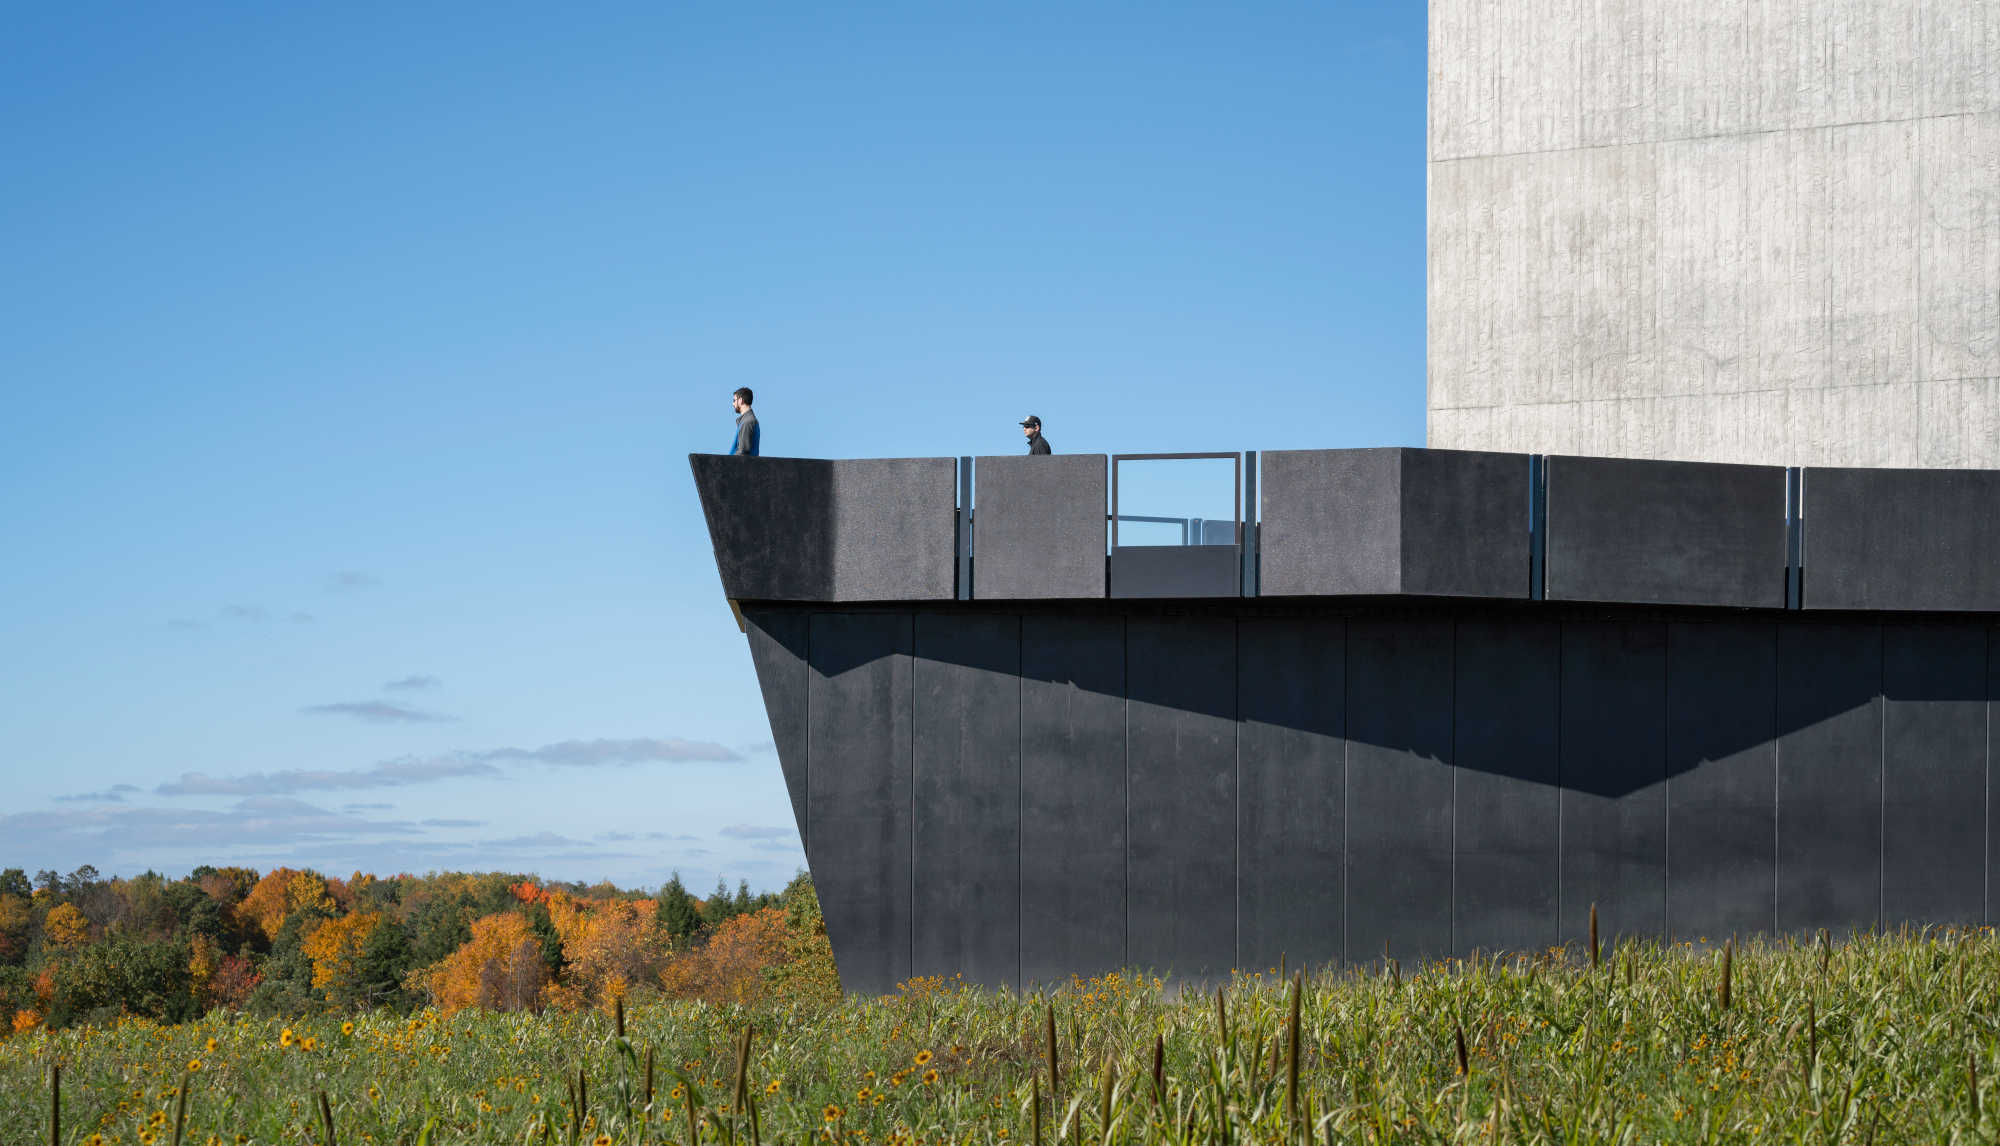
[{"left": 0, "top": 3, "right": 1426, "bottom": 892}]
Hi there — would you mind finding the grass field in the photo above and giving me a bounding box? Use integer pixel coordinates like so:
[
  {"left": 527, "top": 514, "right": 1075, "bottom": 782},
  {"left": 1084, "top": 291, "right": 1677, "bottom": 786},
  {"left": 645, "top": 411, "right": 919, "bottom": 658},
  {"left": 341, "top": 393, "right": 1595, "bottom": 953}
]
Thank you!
[{"left": 5, "top": 927, "right": 1999, "bottom": 1144}]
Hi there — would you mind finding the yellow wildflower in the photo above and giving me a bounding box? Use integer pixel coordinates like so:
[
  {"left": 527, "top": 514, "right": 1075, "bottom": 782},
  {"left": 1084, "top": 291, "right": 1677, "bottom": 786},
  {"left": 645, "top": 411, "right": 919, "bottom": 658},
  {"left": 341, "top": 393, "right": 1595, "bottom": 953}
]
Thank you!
[
  {"left": 279, "top": 1028, "right": 296, "bottom": 1048},
  {"left": 913, "top": 1050, "right": 933, "bottom": 1066}
]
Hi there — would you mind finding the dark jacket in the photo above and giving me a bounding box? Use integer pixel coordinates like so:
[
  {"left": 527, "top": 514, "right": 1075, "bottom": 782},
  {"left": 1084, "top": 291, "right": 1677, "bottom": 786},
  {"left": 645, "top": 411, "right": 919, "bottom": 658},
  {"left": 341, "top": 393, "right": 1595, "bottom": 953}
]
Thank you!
[
  {"left": 1027, "top": 432, "right": 1052, "bottom": 455},
  {"left": 732, "top": 410, "right": 761, "bottom": 456}
]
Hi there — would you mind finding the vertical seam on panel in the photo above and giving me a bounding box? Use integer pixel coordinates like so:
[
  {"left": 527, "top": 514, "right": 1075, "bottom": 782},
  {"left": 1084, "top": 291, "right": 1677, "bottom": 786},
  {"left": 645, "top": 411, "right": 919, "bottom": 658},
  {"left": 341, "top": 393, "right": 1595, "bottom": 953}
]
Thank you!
[
  {"left": 1773, "top": 623, "right": 1781, "bottom": 935},
  {"left": 1663, "top": 622, "right": 1672, "bottom": 942},
  {"left": 1343, "top": 619, "right": 1351, "bottom": 965},
  {"left": 1123, "top": 615, "right": 1131, "bottom": 974},
  {"left": 1234, "top": 618, "right": 1242, "bottom": 977},
  {"left": 804, "top": 615, "right": 813, "bottom": 861},
  {"left": 1879, "top": 623, "right": 1886, "bottom": 930},
  {"left": 1986, "top": 625, "right": 1992, "bottom": 925},
  {"left": 908, "top": 614, "right": 916, "bottom": 984},
  {"left": 1017, "top": 614, "right": 1024, "bottom": 989},
  {"left": 1556, "top": 622, "right": 1564, "bottom": 951},
  {"left": 1450, "top": 619, "right": 1459, "bottom": 961}
]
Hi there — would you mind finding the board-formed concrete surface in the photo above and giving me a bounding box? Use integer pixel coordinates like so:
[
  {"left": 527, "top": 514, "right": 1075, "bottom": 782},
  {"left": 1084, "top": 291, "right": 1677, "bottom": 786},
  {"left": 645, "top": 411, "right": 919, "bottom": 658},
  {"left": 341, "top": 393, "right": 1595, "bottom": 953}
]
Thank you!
[
  {"left": 744, "top": 600, "right": 2000, "bottom": 992},
  {"left": 971, "top": 454, "right": 1106, "bottom": 599},
  {"left": 1260, "top": 448, "right": 1529, "bottom": 598},
  {"left": 1802, "top": 467, "right": 2000, "bottom": 611},
  {"left": 1427, "top": 0, "right": 2000, "bottom": 467},
  {"left": 1544, "top": 455, "right": 1787, "bottom": 608},
  {"left": 690, "top": 455, "right": 956, "bottom": 602}
]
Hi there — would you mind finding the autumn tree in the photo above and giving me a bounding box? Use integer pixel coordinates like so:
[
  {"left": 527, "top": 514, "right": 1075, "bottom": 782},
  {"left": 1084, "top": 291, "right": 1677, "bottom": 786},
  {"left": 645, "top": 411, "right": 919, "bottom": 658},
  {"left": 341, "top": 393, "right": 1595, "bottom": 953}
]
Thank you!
[
  {"left": 302, "top": 912, "right": 382, "bottom": 1008},
  {"left": 421, "top": 913, "right": 547, "bottom": 1015},
  {"left": 44, "top": 903, "right": 90, "bottom": 949},
  {"left": 658, "top": 906, "right": 789, "bottom": 1006}
]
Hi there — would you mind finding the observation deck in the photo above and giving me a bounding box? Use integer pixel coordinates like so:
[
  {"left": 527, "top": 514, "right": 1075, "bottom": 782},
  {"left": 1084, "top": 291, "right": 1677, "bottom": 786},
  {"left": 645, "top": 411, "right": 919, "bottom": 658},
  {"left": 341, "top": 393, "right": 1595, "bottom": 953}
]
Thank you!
[{"left": 694, "top": 448, "right": 2000, "bottom": 993}]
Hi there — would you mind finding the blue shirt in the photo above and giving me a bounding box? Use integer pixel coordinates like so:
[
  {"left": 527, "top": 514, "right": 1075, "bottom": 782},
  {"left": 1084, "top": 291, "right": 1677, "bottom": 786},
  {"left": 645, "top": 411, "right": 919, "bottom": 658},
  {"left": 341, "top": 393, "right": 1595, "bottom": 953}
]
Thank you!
[{"left": 732, "top": 409, "right": 760, "bottom": 456}]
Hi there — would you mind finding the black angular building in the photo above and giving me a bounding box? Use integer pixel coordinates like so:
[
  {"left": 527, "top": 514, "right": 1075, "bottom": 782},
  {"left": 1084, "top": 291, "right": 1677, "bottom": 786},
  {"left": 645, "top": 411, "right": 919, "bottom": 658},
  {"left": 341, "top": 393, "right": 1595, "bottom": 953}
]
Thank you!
[{"left": 693, "top": 449, "right": 2000, "bottom": 994}]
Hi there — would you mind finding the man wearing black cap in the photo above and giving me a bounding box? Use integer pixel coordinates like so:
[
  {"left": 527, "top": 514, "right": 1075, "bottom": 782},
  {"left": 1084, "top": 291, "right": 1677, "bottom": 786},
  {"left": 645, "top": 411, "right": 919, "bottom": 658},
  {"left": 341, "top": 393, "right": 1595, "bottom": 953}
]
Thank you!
[{"left": 1020, "top": 415, "right": 1052, "bottom": 455}]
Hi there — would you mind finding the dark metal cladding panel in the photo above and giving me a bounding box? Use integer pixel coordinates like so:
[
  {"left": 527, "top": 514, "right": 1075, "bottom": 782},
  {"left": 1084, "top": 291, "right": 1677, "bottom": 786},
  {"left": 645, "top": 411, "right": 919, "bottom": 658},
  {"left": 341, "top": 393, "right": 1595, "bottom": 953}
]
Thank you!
[
  {"left": 1258, "top": 449, "right": 1403, "bottom": 596},
  {"left": 1802, "top": 467, "right": 2000, "bottom": 611},
  {"left": 689, "top": 455, "right": 836, "bottom": 601},
  {"left": 1237, "top": 617, "right": 1346, "bottom": 970},
  {"left": 1109, "top": 546, "right": 1241, "bottom": 599},
  {"left": 1545, "top": 456, "right": 1786, "bottom": 609},
  {"left": 912, "top": 613, "right": 1022, "bottom": 988},
  {"left": 1126, "top": 616, "right": 1238, "bottom": 979},
  {"left": 807, "top": 613, "right": 914, "bottom": 995},
  {"left": 1882, "top": 623, "right": 1987, "bottom": 926},
  {"left": 1992, "top": 627, "right": 2000, "bottom": 924},
  {"left": 1559, "top": 621, "right": 1668, "bottom": 945},
  {"left": 832, "top": 458, "right": 958, "bottom": 601},
  {"left": 743, "top": 609, "right": 811, "bottom": 852},
  {"left": 1020, "top": 614, "right": 1127, "bottom": 985},
  {"left": 1399, "top": 449, "right": 1533, "bottom": 599},
  {"left": 1776, "top": 622, "right": 1882, "bottom": 937},
  {"left": 1666, "top": 620, "right": 1778, "bottom": 941},
  {"left": 973, "top": 455, "right": 1107, "bottom": 599},
  {"left": 1345, "top": 617, "right": 1455, "bottom": 961},
  {"left": 1453, "top": 617, "right": 1560, "bottom": 956}
]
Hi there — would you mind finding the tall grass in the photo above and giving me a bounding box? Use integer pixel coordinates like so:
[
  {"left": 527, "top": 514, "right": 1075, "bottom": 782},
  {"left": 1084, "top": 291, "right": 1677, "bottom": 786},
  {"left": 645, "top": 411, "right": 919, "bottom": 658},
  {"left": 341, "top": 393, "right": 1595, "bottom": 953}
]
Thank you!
[{"left": 5, "top": 927, "right": 1999, "bottom": 1143}]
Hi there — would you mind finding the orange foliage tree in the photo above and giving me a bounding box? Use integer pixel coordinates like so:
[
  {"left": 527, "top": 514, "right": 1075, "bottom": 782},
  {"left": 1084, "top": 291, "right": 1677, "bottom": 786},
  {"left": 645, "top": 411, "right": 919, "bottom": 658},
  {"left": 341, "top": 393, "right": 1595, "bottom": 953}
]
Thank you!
[
  {"left": 545, "top": 893, "right": 664, "bottom": 1010},
  {"left": 420, "top": 912, "right": 547, "bottom": 1015},
  {"left": 44, "top": 902, "right": 89, "bottom": 949},
  {"left": 658, "top": 906, "right": 791, "bottom": 1006},
  {"left": 302, "top": 911, "right": 381, "bottom": 1003}
]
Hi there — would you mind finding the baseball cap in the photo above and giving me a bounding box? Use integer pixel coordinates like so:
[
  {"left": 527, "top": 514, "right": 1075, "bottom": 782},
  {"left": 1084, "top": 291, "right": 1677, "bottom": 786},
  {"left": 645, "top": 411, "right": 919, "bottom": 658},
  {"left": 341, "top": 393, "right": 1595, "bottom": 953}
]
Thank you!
[{"left": 1018, "top": 415, "right": 1041, "bottom": 427}]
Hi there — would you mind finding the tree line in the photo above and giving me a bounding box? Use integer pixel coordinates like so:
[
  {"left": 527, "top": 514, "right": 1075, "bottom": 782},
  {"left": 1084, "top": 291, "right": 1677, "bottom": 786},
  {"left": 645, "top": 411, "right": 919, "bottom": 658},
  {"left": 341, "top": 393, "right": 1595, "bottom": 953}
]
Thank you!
[{"left": 0, "top": 864, "right": 837, "bottom": 1034}]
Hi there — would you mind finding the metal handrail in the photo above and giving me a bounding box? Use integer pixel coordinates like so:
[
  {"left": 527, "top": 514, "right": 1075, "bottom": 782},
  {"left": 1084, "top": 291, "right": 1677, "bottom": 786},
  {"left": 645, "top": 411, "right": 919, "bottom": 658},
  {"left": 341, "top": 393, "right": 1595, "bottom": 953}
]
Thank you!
[{"left": 1109, "top": 452, "right": 1243, "bottom": 549}]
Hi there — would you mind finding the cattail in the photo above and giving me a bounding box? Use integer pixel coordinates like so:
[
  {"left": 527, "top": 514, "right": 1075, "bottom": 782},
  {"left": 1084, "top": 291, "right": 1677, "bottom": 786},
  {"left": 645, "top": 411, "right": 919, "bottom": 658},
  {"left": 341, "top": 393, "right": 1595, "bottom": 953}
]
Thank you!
[
  {"left": 566, "top": 1076, "right": 579, "bottom": 1145},
  {"left": 316, "top": 1090, "right": 335, "bottom": 1146},
  {"left": 1455, "top": 1021, "right": 1470, "bottom": 1077},
  {"left": 1806, "top": 997, "right": 1817, "bottom": 1076},
  {"left": 1589, "top": 903, "right": 1600, "bottom": 970},
  {"left": 577, "top": 1065, "right": 588, "bottom": 1129},
  {"left": 644, "top": 1045, "right": 656, "bottom": 1107},
  {"left": 1718, "top": 940, "right": 1733, "bottom": 1011},
  {"left": 685, "top": 1083, "right": 699, "bottom": 1146},
  {"left": 1819, "top": 929, "right": 1832, "bottom": 975},
  {"left": 1098, "top": 1055, "right": 1114, "bottom": 1139},
  {"left": 47, "top": 1063, "right": 58, "bottom": 1146},
  {"left": 1286, "top": 973, "right": 1303, "bottom": 1133},
  {"left": 614, "top": 996, "right": 626, "bottom": 1040},
  {"left": 1970, "top": 1048, "right": 1981, "bottom": 1121},
  {"left": 171, "top": 1071, "right": 190, "bottom": 1146},
  {"left": 1389, "top": 959, "right": 1400, "bottom": 989},
  {"left": 1152, "top": 1033, "right": 1165, "bottom": 1106},
  {"left": 1046, "top": 1003, "right": 1061, "bottom": 1103},
  {"left": 1215, "top": 986, "right": 1228, "bottom": 1048},
  {"left": 1032, "top": 1075, "right": 1044, "bottom": 1146},
  {"left": 1624, "top": 946, "right": 1634, "bottom": 989}
]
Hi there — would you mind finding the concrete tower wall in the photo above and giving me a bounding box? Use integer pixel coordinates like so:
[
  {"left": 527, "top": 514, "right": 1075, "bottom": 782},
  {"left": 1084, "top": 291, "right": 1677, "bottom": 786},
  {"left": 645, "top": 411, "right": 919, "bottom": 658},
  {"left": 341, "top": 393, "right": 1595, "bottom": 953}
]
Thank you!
[{"left": 1427, "top": 1, "right": 2000, "bottom": 467}]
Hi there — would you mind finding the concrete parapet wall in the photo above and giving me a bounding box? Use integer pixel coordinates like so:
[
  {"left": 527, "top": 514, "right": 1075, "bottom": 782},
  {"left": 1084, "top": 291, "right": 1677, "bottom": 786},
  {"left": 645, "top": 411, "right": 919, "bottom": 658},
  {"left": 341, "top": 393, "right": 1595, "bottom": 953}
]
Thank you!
[
  {"left": 1545, "top": 455, "right": 1787, "bottom": 608},
  {"left": 972, "top": 454, "right": 1107, "bottom": 599},
  {"left": 1804, "top": 466, "right": 2000, "bottom": 611},
  {"left": 1260, "top": 447, "right": 1529, "bottom": 598},
  {"left": 690, "top": 454, "right": 956, "bottom": 602}
]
